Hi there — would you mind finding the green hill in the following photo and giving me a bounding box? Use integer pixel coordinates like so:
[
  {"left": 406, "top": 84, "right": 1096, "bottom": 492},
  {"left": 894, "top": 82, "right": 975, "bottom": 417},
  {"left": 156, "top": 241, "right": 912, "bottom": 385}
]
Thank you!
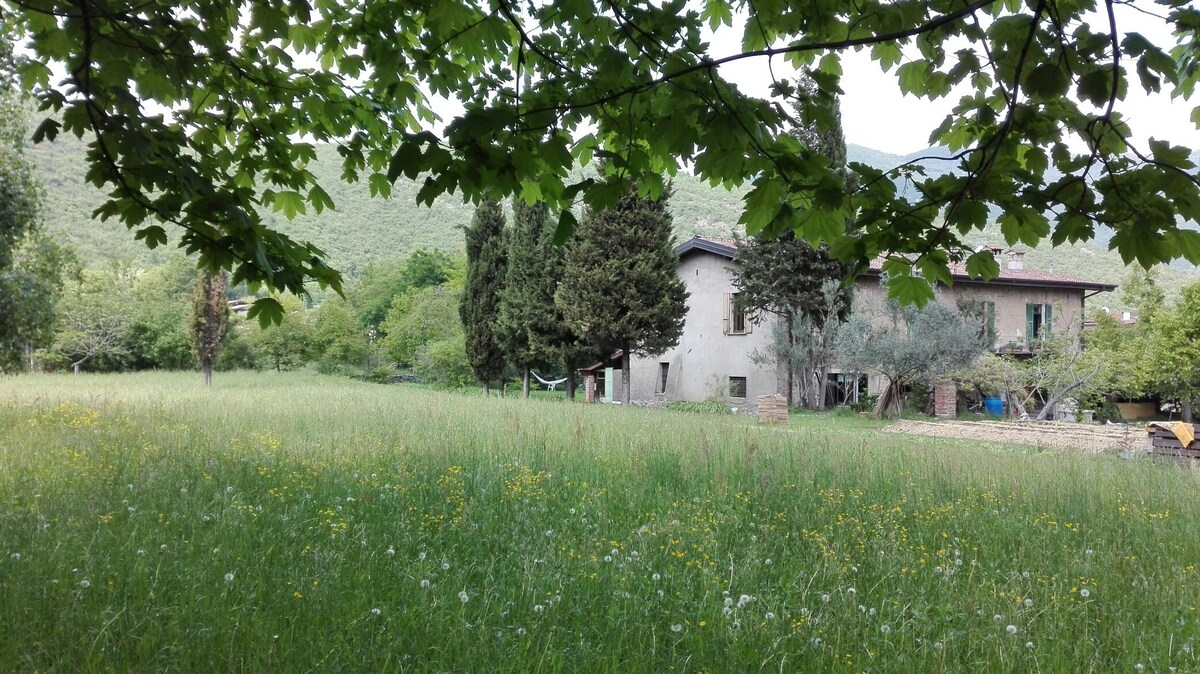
[{"left": 27, "top": 135, "right": 1196, "bottom": 307}]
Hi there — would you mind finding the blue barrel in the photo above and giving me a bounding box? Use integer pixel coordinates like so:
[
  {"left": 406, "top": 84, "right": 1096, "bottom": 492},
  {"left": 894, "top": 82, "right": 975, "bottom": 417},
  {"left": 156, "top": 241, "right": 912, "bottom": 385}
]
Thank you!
[{"left": 984, "top": 396, "right": 1005, "bottom": 416}]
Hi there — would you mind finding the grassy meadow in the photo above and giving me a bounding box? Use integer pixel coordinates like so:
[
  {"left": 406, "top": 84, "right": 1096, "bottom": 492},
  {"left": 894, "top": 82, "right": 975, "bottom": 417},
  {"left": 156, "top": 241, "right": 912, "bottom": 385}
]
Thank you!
[{"left": 2, "top": 372, "right": 1199, "bottom": 672}]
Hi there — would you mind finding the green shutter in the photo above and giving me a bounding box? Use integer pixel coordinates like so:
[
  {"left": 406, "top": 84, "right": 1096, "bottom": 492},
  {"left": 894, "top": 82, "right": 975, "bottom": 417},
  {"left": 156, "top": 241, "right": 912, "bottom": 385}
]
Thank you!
[
  {"left": 1026, "top": 303, "right": 1036, "bottom": 344},
  {"left": 1043, "top": 303, "right": 1052, "bottom": 336}
]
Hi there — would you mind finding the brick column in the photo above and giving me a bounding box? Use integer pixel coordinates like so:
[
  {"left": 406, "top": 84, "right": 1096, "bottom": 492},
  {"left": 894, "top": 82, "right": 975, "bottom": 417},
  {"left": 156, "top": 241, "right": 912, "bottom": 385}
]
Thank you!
[
  {"left": 584, "top": 373, "right": 596, "bottom": 403},
  {"left": 934, "top": 380, "right": 957, "bottom": 419}
]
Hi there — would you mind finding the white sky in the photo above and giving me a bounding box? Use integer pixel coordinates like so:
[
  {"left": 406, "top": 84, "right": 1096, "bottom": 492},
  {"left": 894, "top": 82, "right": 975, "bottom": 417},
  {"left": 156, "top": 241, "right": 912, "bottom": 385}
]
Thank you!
[{"left": 706, "top": 2, "right": 1200, "bottom": 156}]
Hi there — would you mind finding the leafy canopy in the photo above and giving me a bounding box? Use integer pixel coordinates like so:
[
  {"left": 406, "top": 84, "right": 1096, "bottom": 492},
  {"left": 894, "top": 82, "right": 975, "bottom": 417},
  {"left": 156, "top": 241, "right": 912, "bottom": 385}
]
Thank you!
[{"left": 8, "top": 0, "right": 1200, "bottom": 314}]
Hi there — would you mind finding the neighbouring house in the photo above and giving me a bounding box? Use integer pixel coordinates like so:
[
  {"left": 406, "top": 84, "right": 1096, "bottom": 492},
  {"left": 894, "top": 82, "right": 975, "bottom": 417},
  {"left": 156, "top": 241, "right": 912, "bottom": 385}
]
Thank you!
[{"left": 589, "top": 236, "right": 1115, "bottom": 409}]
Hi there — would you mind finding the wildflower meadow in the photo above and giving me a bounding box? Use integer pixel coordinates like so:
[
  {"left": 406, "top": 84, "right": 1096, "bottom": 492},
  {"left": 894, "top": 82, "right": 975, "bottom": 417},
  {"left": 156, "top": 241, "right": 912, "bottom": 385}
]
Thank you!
[{"left": 2, "top": 372, "right": 1199, "bottom": 672}]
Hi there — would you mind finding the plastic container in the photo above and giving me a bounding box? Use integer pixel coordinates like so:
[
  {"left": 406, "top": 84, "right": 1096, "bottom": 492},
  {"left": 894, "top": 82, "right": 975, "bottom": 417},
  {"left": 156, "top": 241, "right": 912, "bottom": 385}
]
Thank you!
[{"left": 984, "top": 396, "right": 1005, "bottom": 416}]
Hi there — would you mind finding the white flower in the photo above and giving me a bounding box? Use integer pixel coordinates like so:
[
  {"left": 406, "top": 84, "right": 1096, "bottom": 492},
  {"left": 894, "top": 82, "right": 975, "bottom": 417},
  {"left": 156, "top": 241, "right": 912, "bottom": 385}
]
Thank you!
[
  {"left": 651, "top": 573, "right": 661, "bottom": 582},
  {"left": 670, "top": 624, "right": 682, "bottom": 633},
  {"left": 370, "top": 608, "right": 381, "bottom": 616},
  {"left": 1085, "top": 549, "right": 1094, "bottom": 557},
  {"left": 533, "top": 604, "right": 545, "bottom": 613},
  {"left": 955, "top": 558, "right": 963, "bottom": 566},
  {"left": 993, "top": 614, "right": 1003, "bottom": 622},
  {"left": 821, "top": 594, "right": 831, "bottom": 603},
  {"left": 160, "top": 544, "right": 168, "bottom": 553},
  {"left": 569, "top": 508, "right": 576, "bottom": 515},
  {"left": 1025, "top": 641, "right": 1034, "bottom": 650},
  {"left": 79, "top": 579, "right": 90, "bottom": 589},
  {"left": 212, "top": 547, "right": 220, "bottom": 555},
  {"left": 750, "top": 534, "right": 758, "bottom": 542},
  {"left": 420, "top": 579, "right": 430, "bottom": 588},
  {"left": 611, "top": 548, "right": 619, "bottom": 556},
  {"left": 604, "top": 556, "right": 613, "bottom": 563},
  {"left": 850, "top": 566, "right": 858, "bottom": 573},
  {"left": 764, "top": 558, "right": 773, "bottom": 566},
  {"left": 226, "top": 486, "right": 234, "bottom": 493},
  {"left": 517, "top": 628, "right": 527, "bottom": 636},
  {"left": 847, "top": 587, "right": 856, "bottom": 595},
  {"left": 1080, "top": 588, "right": 1091, "bottom": 598},
  {"left": 9, "top": 553, "right": 19, "bottom": 561},
  {"left": 880, "top": 624, "right": 891, "bottom": 634},
  {"left": 224, "top": 572, "right": 235, "bottom": 582},
  {"left": 1135, "top": 665, "right": 1145, "bottom": 672},
  {"left": 765, "top": 612, "right": 776, "bottom": 620},
  {"left": 1023, "top": 598, "right": 1033, "bottom": 608},
  {"left": 811, "top": 637, "right": 823, "bottom": 646},
  {"left": 441, "top": 562, "right": 450, "bottom": 571},
  {"left": 933, "top": 641, "right": 943, "bottom": 650},
  {"left": 724, "top": 597, "right": 734, "bottom": 608},
  {"left": 723, "top": 607, "right": 733, "bottom": 616},
  {"left": 458, "top": 590, "right": 470, "bottom": 603},
  {"left": 135, "top": 549, "right": 145, "bottom": 557},
  {"left": 657, "top": 589, "right": 664, "bottom": 598},
  {"left": 934, "top": 566, "right": 943, "bottom": 574},
  {"left": 1006, "top": 624, "right": 1018, "bottom": 635},
  {"left": 386, "top": 547, "right": 396, "bottom": 557},
  {"left": 799, "top": 607, "right": 811, "bottom": 617},
  {"left": 869, "top": 608, "right": 876, "bottom": 616},
  {"left": 418, "top": 551, "right": 426, "bottom": 560},
  {"left": 737, "top": 594, "right": 752, "bottom": 608}
]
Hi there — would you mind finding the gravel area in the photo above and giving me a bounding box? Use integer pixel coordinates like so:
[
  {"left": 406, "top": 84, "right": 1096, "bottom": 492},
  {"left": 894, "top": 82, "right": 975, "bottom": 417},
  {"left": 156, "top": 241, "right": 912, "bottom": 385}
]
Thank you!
[{"left": 884, "top": 418, "right": 1145, "bottom": 453}]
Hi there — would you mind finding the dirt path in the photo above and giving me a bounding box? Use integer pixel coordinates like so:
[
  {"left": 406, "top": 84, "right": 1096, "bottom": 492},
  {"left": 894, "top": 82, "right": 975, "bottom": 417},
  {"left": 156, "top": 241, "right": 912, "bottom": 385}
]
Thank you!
[{"left": 884, "top": 418, "right": 1145, "bottom": 453}]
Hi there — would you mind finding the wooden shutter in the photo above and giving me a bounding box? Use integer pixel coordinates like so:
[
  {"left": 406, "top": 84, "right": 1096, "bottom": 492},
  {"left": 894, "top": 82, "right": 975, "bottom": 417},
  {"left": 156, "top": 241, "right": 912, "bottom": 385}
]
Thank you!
[
  {"left": 1026, "top": 303, "right": 1036, "bottom": 344},
  {"left": 1043, "top": 303, "right": 1052, "bottom": 336},
  {"left": 722, "top": 293, "right": 731, "bottom": 334}
]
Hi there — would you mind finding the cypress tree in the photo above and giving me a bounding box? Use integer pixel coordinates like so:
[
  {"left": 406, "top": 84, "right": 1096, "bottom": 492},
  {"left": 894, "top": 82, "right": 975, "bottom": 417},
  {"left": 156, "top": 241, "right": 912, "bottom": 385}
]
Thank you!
[
  {"left": 459, "top": 197, "right": 507, "bottom": 394},
  {"left": 497, "top": 199, "right": 569, "bottom": 398},
  {"left": 557, "top": 185, "right": 688, "bottom": 405},
  {"left": 733, "top": 74, "right": 854, "bottom": 408}
]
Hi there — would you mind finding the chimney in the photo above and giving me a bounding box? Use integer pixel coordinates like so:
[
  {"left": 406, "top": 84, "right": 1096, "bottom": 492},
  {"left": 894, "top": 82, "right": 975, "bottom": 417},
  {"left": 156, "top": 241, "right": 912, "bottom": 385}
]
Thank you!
[
  {"left": 1122, "top": 311, "right": 1132, "bottom": 321},
  {"left": 1007, "top": 250, "right": 1025, "bottom": 271}
]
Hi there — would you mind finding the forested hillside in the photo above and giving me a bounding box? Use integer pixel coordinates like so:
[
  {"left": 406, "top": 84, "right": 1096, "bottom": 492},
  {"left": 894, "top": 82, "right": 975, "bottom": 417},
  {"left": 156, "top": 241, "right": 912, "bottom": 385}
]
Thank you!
[{"left": 28, "top": 135, "right": 1197, "bottom": 306}]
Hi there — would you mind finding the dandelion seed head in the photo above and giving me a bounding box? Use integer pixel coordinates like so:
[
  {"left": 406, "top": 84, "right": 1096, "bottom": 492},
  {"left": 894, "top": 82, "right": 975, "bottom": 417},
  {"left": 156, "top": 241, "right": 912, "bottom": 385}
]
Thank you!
[
  {"left": 993, "top": 614, "right": 1003, "bottom": 622},
  {"left": 224, "top": 572, "right": 235, "bottom": 582},
  {"left": 880, "top": 624, "right": 891, "bottom": 634},
  {"left": 652, "top": 573, "right": 661, "bottom": 582},
  {"left": 765, "top": 612, "right": 776, "bottom": 620},
  {"left": 811, "top": 637, "right": 823, "bottom": 646},
  {"left": 441, "top": 562, "right": 449, "bottom": 571},
  {"left": 821, "top": 594, "right": 831, "bottom": 603},
  {"left": 724, "top": 597, "right": 733, "bottom": 607},
  {"left": 604, "top": 555, "right": 613, "bottom": 563},
  {"left": 723, "top": 607, "right": 733, "bottom": 616},
  {"left": 1080, "top": 588, "right": 1091, "bottom": 598},
  {"left": 656, "top": 589, "right": 664, "bottom": 598},
  {"left": 10, "top": 553, "right": 19, "bottom": 561},
  {"left": 1085, "top": 549, "right": 1094, "bottom": 556},
  {"left": 764, "top": 558, "right": 773, "bottom": 566},
  {"left": 670, "top": 624, "right": 682, "bottom": 633},
  {"left": 420, "top": 579, "right": 430, "bottom": 588},
  {"left": 933, "top": 641, "right": 943, "bottom": 650},
  {"left": 517, "top": 627, "right": 527, "bottom": 636},
  {"left": 458, "top": 590, "right": 469, "bottom": 603},
  {"left": 847, "top": 587, "right": 856, "bottom": 595},
  {"left": 533, "top": 604, "right": 545, "bottom": 613},
  {"left": 1135, "top": 664, "right": 1145, "bottom": 672},
  {"left": 135, "top": 549, "right": 145, "bottom": 557},
  {"left": 386, "top": 547, "right": 396, "bottom": 556},
  {"left": 1025, "top": 641, "right": 1034, "bottom": 650},
  {"left": 160, "top": 544, "right": 168, "bottom": 553},
  {"left": 1024, "top": 598, "right": 1034, "bottom": 608},
  {"left": 1006, "top": 624, "right": 1018, "bottom": 635},
  {"left": 226, "top": 486, "right": 234, "bottom": 493},
  {"left": 79, "top": 579, "right": 90, "bottom": 589},
  {"left": 418, "top": 551, "right": 427, "bottom": 560},
  {"left": 370, "top": 608, "right": 381, "bottom": 616},
  {"left": 869, "top": 607, "right": 877, "bottom": 616}
]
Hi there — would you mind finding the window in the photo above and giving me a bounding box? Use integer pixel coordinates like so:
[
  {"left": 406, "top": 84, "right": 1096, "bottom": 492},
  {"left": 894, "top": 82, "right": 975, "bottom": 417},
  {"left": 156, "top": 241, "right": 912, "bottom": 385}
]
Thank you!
[
  {"left": 723, "top": 293, "right": 751, "bottom": 335},
  {"left": 657, "top": 362, "right": 669, "bottom": 394},
  {"left": 1026, "top": 303, "right": 1053, "bottom": 343},
  {"left": 729, "top": 376, "right": 747, "bottom": 399}
]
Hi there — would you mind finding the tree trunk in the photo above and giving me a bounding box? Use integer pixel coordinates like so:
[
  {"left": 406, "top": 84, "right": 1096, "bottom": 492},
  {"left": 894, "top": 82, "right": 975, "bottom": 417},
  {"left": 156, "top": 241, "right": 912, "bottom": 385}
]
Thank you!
[
  {"left": 202, "top": 359, "right": 214, "bottom": 386},
  {"left": 72, "top": 354, "right": 91, "bottom": 375},
  {"left": 522, "top": 367, "right": 530, "bottom": 398},
  {"left": 483, "top": 382, "right": 491, "bottom": 397},
  {"left": 621, "top": 350, "right": 631, "bottom": 405},
  {"left": 565, "top": 368, "right": 576, "bottom": 401},
  {"left": 785, "top": 316, "right": 795, "bottom": 407},
  {"left": 1183, "top": 400, "right": 1194, "bottom": 423},
  {"left": 815, "top": 365, "right": 829, "bottom": 411}
]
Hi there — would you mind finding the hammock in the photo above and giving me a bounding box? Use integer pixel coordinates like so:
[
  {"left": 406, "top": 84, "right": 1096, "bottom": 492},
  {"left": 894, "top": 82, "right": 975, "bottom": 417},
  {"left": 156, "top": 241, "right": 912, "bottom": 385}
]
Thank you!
[{"left": 530, "top": 371, "right": 568, "bottom": 391}]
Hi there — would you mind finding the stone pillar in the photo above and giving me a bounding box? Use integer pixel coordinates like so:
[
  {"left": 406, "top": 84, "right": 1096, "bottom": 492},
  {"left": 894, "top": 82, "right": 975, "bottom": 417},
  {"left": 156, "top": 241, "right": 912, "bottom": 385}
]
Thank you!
[
  {"left": 584, "top": 373, "right": 596, "bottom": 403},
  {"left": 934, "top": 380, "right": 957, "bottom": 419}
]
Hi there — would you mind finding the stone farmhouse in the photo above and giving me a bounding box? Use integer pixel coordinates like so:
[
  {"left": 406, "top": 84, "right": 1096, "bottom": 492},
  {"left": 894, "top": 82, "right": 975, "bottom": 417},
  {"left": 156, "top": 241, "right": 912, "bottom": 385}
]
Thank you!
[{"left": 582, "top": 236, "right": 1116, "bottom": 408}]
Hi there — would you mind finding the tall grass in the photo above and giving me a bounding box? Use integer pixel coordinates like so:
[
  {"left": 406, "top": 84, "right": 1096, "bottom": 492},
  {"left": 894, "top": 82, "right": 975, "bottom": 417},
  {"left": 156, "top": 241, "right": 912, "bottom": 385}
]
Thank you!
[{"left": 2, "top": 371, "right": 1199, "bottom": 672}]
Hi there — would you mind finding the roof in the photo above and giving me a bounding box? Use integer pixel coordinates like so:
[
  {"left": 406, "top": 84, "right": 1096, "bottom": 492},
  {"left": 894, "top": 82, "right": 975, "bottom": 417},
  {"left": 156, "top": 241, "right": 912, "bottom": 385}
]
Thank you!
[{"left": 674, "top": 235, "right": 1117, "bottom": 292}]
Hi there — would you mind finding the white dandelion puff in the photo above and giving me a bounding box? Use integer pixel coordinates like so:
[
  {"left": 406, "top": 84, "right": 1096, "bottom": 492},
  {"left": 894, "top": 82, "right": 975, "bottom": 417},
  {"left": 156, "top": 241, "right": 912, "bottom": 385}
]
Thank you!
[
  {"left": 517, "top": 628, "right": 527, "bottom": 636},
  {"left": 441, "top": 562, "right": 450, "bottom": 571},
  {"left": 670, "top": 624, "right": 682, "bottom": 633},
  {"left": 604, "top": 555, "right": 613, "bottom": 563},
  {"left": 420, "top": 579, "right": 430, "bottom": 589},
  {"left": 737, "top": 594, "right": 752, "bottom": 608},
  {"left": 811, "top": 637, "right": 823, "bottom": 646},
  {"left": 1006, "top": 624, "right": 1018, "bottom": 635},
  {"left": 418, "top": 551, "right": 426, "bottom": 560},
  {"left": 135, "top": 549, "right": 145, "bottom": 557},
  {"left": 764, "top": 558, "right": 773, "bottom": 566},
  {"left": 847, "top": 587, "right": 856, "bottom": 596},
  {"left": 370, "top": 608, "right": 381, "bottom": 616},
  {"left": 79, "top": 579, "right": 90, "bottom": 589},
  {"left": 1080, "top": 588, "right": 1091, "bottom": 598},
  {"left": 656, "top": 589, "right": 664, "bottom": 598},
  {"left": 1135, "top": 664, "right": 1145, "bottom": 672},
  {"left": 224, "top": 572, "right": 235, "bottom": 582},
  {"left": 723, "top": 607, "right": 733, "bottom": 616},
  {"left": 1024, "top": 598, "right": 1034, "bottom": 608},
  {"left": 880, "top": 625, "right": 891, "bottom": 634},
  {"left": 821, "top": 594, "right": 831, "bottom": 603},
  {"left": 458, "top": 590, "right": 470, "bottom": 603},
  {"left": 993, "top": 614, "right": 1003, "bottom": 622},
  {"left": 1085, "top": 549, "right": 1094, "bottom": 557},
  {"left": 533, "top": 604, "right": 545, "bottom": 613},
  {"left": 765, "top": 612, "right": 776, "bottom": 620},
  {"left": 226, "top": 486, "right": 234, "bottom": 493},
  {"left": 10, "top": 553, "right": 19, "bottom": 561},
  {"left": 652, "top": 573, "right": 661, "bottom": 582},
  {"left": 1025, "top": 641, "right": 1034, "bottom": 650},
  {"left": 933, "top": 641, "right": 943, "bottom": 650},
  {"left": 386, "top": 547, "right": 396, "bottom": 557},
  {"left": 869, "top": 607, "right": 877, "bottom": 616}
]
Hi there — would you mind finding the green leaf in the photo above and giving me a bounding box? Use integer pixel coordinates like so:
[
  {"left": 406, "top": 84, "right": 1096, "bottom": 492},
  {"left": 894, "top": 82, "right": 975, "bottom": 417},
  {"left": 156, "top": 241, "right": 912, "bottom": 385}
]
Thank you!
[
  {"left": 1166, "top": 230, "right": 1200, "bottom": 265},
  {"left": 738, "top": 178, "right": 786, "bottom": 235},
  {"left": 553, "top": 209, "right": 577, "bottom": 246},
  {"left": 247, "top": 297, "right": 285, "bottom": 328},
  {"left": 886, "top": 272, "right": 936, "bottom": 308},
  {"left": 794, "top": 207, "right": 845, "bottom": 245},
  {"left": 272, "top": 191, "right": 306, "bottom": 220},
  {"left": 964, "top": 250, "right": 1000, "bottom": 280},
  {"left": 1024, "top": 63, "right": 1069, "bottom": 100},
  {"left": 133, "top": 225, "right": 168, "bottom": 249},
  {"left": 31, "top": 118, "right": 60, "bottom": 144},
  {"left": 703, "top": 0, "right": 732, "bottom": 30},
  {"left": 896, "top": 61, "right": 929, "bottom": 96}
]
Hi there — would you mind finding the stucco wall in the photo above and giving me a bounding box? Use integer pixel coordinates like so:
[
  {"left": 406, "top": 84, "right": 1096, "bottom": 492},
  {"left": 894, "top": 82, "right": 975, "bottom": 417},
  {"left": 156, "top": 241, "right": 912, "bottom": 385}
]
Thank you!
[{"left": 628, "top": 252, "right": 784, "bottom": 407}]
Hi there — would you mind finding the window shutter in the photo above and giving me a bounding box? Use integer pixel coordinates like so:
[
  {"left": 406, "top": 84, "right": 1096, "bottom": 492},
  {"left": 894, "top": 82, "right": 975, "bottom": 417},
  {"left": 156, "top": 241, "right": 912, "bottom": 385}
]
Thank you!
[
  {"left": 722, "top": 293, "right": 730, "bottom": 334},
  {"left": 1043, "top": 303, "right": 1052, "bottom": 336},
  {"left": 745, "top": 308, "right": 753, "bottom": 334},
  {"left": 1026, "top": 303, "right": 1036, "bottom": 344}
]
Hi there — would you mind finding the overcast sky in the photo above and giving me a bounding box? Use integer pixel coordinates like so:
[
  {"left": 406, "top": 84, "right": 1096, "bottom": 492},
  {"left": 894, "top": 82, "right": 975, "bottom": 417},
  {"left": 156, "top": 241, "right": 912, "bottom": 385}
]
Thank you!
[{"left": 706, "top": 3, "right": 1200, "bottom": 155}]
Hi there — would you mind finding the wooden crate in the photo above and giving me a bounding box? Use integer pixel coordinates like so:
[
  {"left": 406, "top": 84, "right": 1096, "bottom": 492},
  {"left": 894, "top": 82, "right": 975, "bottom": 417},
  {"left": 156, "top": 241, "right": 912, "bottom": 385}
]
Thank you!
[{"left": 1146, "top": 424, "right": 1200, "bottom": 460}]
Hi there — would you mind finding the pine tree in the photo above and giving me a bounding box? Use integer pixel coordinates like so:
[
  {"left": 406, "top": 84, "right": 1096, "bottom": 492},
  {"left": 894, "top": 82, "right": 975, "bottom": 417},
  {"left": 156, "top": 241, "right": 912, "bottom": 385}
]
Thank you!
[
  {"left": 190, "top": 270, "right": 229, "bottom": 386},
  {"left": 459, "top": 197, "right": 508, "bottom": 394},
  {"left": 557, "top": 185, "right": 688, "bottom": 405},
  {"left": 497, "top": 200, "right": 571, "bottom": 398},
  {"left": 733, "top": 73, "right": 854, "bottom": 408}
]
